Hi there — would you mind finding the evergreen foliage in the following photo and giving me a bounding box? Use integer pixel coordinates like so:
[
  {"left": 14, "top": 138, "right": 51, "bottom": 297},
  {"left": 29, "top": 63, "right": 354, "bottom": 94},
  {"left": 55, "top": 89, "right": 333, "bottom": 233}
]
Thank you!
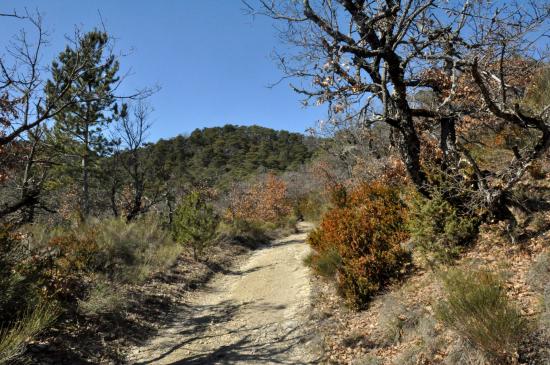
[
  {"left": 407, "top": 192, "right": 479, "bottom": 267},
  {"left": 45, "top": 30, "right": 122, "bottom": 217},
  {"left": 143, "top": 124, "right": 316, "bottom": 188},
  {"left": 172, "top": 192, "right": 219, "bottom": 260}
]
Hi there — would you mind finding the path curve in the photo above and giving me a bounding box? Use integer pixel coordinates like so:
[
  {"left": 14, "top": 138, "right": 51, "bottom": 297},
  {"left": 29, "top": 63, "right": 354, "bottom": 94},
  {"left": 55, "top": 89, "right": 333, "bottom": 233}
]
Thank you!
[{"left": 129, "top": 222, "right": 318, "bottom": 365}]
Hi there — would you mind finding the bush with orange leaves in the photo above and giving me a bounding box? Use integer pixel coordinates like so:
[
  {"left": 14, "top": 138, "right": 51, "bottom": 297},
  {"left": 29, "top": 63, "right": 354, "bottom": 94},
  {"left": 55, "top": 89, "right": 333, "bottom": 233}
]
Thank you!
[
  {"left": 308, "top": 182, "right": 411, "bottom": 308},
  {"left": 227, "top": 173, "right": 292, "bottom": 224}
]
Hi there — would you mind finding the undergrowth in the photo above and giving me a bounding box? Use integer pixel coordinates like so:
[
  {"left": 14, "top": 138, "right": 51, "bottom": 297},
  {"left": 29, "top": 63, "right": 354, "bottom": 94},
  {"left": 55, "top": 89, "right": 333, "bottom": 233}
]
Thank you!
[
  {"left": 307, "top": 181, "right": 411, "bottom": 308},
  {"left": 436, "top": 268, "right": 525, "bottom": 363},
  {"left": 0, "top": 301, "right": 59, "bottom": 364}
]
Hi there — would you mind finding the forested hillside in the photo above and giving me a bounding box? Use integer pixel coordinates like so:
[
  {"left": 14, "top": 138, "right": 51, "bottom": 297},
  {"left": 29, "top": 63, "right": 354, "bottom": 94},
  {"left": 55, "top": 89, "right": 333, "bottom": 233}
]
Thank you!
[{"left": 144, "top": 125, "right": 317, "bottom": 187}]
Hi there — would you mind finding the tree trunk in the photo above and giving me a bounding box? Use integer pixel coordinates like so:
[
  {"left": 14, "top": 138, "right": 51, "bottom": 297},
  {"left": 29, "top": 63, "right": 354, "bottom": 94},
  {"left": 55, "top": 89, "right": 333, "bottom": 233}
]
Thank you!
[
  {"left": 166, "top": 192, "right": 174, "bottom": 226},
  {"left": 82, "top": 121, "right": 90, "bottom": 218},
  {"left": 20, "top": 139, "right": 38, "bottom": 223},
  {"left": 440, "top": 117, "right": 458, "bottom": 170},
  {"left": 395, "top": 119, "right": 430, "bottom": 198},
  {"left": 110, "top": 181, "right": 119, "bottom": 218},
  {"left": 126, "top": 152, "right": 144, "bottom": 222}
]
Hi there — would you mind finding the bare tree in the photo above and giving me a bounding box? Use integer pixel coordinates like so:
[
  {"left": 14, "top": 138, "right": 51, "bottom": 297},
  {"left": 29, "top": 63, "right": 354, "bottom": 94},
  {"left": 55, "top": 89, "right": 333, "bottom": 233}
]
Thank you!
[
  {"left": 0, "top": 11, "right": 94, "bottom": 148},
  {"left": 254, "top": 0, "right": 550, "bottom": 222},
  {"left": 115, "top": 101, "right": 153, "bottom": 221},
  {"left": 0, "top": 12, "right": 64, "bottom": 220}
]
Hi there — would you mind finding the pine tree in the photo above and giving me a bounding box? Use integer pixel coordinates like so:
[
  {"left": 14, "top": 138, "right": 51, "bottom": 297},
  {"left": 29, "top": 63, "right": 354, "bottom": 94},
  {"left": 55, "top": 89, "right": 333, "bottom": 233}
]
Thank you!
[
  {"left": 172, "top": 191, "right": 219, "bottom": 260},
  {"left": 45, "top": 30, "right": 121, "bottom": 218}
]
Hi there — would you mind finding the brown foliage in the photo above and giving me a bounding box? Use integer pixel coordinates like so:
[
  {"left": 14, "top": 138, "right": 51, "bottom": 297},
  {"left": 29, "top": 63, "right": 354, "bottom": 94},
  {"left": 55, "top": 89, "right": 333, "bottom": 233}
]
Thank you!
[
  {"left": 308, "top": 182, "right": 411, "bottom": 308},
  {"left": 36, "top": 231, "right": 99, "bottom": 302},
  {"left": 227, "top": 173, "right": 292, "bottom": 223}
]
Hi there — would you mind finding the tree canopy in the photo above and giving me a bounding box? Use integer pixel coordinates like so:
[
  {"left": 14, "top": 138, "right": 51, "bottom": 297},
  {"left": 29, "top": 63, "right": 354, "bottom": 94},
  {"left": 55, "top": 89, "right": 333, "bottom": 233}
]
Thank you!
[{"left": 143, "top": 124, "right": 318, "bottom": 188}]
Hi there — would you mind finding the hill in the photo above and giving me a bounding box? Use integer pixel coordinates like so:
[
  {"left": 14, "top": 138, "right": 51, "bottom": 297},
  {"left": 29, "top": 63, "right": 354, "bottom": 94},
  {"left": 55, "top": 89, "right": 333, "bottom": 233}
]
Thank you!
[{"left": 143, "top": 124, "right": 317, "bottom": 187}]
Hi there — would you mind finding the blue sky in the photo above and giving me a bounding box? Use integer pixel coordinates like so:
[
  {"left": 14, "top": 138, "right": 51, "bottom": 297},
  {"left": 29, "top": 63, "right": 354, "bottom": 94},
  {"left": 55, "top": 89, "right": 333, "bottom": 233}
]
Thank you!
[{"left": 0, "top": 1, "right": 326, "bottom": 142}]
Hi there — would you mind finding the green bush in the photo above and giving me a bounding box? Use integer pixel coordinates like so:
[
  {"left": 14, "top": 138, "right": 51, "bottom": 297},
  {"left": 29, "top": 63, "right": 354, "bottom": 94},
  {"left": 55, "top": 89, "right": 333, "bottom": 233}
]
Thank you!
[
  {"left": 217, "top": 219, "right": 271, "bottom": 248},
  {"left": 173, "top": 191, "right": 219, "bottom": 260},
  {"left": 308, "top": 182, "right": 411, "bottom": 308},
  {"left": 293, "top": 191, "right": 327, "bottom": 222},
  {"left": 306, "top": 248, "right": 342, "bottom": 278},
  {"left": 407, "top": 192, "right": 479, "bottom": 267},
  {"left": 436, "top": 268, "right": 525, "bottom": 363}
]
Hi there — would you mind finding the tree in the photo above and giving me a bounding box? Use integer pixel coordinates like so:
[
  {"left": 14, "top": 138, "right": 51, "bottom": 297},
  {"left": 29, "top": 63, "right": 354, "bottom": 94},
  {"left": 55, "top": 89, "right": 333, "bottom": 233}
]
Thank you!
[
  {"left": 46, "top": 30, "right": 121, "bottom": 218},
  {"left": 0, "top": 13, "right": 101, "bottom": 222},
  {"left": 115, "top": 101, "right": 155, "bottom": 222},
  {"left": 256, "top": 0, "right": 550, "bottom": 224},
  {"left": 172, "top": 191, "right": 219, "bottom": 260}
]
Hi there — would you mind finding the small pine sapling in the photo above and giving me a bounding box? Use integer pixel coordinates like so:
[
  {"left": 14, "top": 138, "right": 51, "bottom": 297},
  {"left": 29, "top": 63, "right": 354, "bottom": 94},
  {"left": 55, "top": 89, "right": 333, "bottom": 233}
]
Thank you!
[{"left": 172, "top": 191, "right": 219, "bottom": 260}]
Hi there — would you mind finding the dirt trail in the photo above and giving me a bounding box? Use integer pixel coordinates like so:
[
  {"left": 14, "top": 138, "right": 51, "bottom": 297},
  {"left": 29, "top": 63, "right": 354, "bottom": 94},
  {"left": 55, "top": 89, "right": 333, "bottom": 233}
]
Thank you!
[{"left": 129, "top": 222, "right": 319, "bottom": 365}]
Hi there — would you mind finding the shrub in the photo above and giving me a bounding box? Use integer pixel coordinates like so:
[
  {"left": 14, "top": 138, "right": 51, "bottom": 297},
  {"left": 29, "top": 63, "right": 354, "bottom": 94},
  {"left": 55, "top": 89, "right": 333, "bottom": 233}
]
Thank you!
[
  {"left": 306, "top": 248, "right": 342, "bottom": 278},
  {"left": 24, "top": 216, "right": 181, "bottom": 300},
  {"left": 0, "top": 301, "right": 59, "bottom": 364},
  {"left": 308, "top": 182, "right": 411, "bottom": 308},
  {"left": 0, "top": 227, "right": 47, "bottom": 324},
  {"left": 0, "top": 228, "right": 58, "bottom": 364},
  {"left": 407, "top": 192, "right": 479, "bottom": 267},
  {"left": 436, "top": 268, "right": 525, "bottom": 363},
  {"left": 227, "top": 173, "right": 292, "bottom": 224},
  {"left": 94, "top": 217, "right": 181, "bottom": 283},
  {"left": 35, "top": 229, "right": 101, "bottom": 302},
  {"left": 173, "top": 191, "right": 219, "bottom": 260},
  {"left": 293, "top": 191, "right": 326, "bottom": 222},
  {"left": 78, "top": 279, "right": 126, "bottom": 316},
  {"left": 217, "top": 218, "right": 271, "bottom": 248},
  {"left": 444, "top": 338, "right": 489, "bottom": 365}
]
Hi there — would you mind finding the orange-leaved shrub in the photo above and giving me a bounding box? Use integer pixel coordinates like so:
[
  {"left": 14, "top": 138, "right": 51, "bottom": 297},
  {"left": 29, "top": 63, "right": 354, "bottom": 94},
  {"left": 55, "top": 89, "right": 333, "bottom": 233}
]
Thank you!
[
  {"left": 227, "top": 173, "right": 292, "bottom": 223},
  {"left": 308, "top": 181, "right": 411, "bottom": 308}
]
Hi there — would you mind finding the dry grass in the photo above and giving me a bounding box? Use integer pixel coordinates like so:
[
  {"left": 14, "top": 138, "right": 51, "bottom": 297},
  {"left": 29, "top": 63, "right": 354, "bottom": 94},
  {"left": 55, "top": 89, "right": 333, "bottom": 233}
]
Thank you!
[
  {"left": 527, "top": 250, "right": 550, "bottom": 293},
  {"left": 444, "top": 338, "right": 489, "bottom": 365},
  {"left": 436, "top": 268, "right": 526, "bottom": 363},
  {"left": 0, "top": 301, "right": 59, "bottom": 364},
  {"left": 78, "top": 279, "right": 127, "bottom": 316},
  {"left": 95, "top": 217, "right": 183, "bottom": 283}
]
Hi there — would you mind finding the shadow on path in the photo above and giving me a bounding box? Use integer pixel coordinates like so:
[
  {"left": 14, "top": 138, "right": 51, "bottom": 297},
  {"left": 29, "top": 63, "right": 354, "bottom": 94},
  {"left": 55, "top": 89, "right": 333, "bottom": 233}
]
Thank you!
[{"left": 134, "top": 299, "right": 318, "bottom": 365}]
